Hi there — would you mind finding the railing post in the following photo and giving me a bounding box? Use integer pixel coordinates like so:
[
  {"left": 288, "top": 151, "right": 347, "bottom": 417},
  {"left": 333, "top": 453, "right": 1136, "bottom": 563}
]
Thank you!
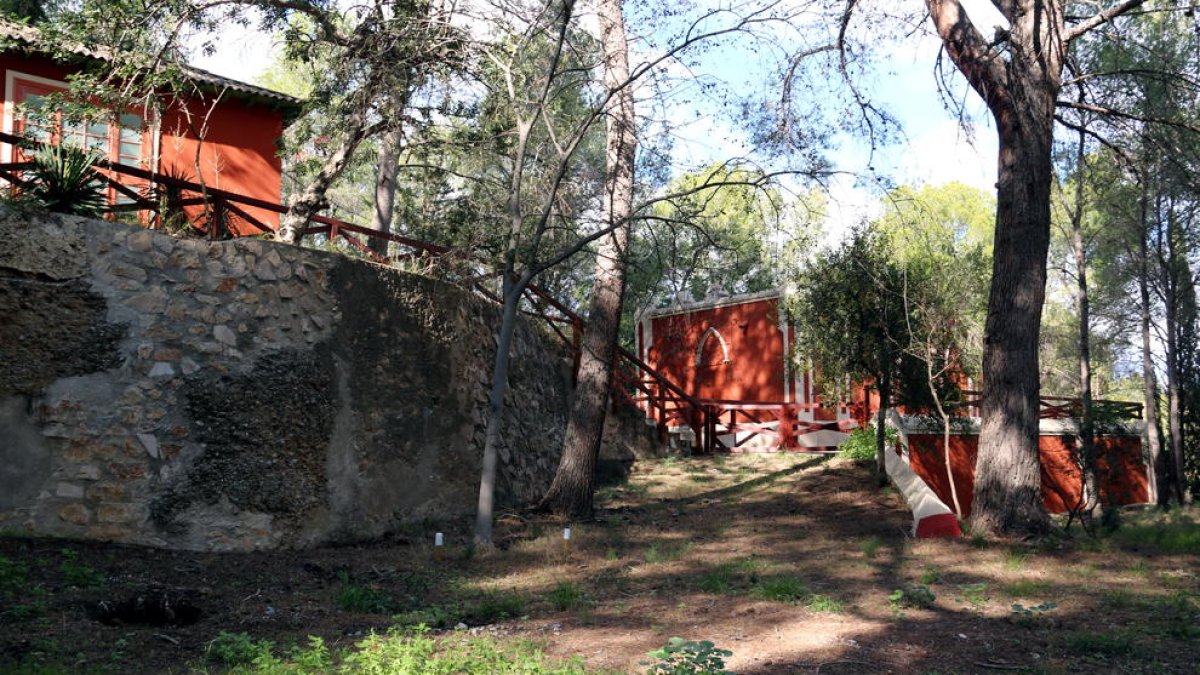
[
  {"left": 780, "top": 403, "right": 797, "bottom": 451},
  {"left": 329, "top": 221, "right": 340, "bottom": 245}
]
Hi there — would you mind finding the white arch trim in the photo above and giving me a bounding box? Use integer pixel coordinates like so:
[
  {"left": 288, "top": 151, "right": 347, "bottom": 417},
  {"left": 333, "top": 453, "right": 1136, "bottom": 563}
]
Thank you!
[{"left": 695, "top": 326, "right": 731, "bottom": 366}]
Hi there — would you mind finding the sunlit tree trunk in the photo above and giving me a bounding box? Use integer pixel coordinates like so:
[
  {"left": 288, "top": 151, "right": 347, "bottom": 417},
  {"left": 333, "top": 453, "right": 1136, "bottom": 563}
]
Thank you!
[
  {"left": 1138, "top": 185, "right": 1168, "bottom": 506},
  {"left": 1069, "top": 131, "right": 1098, "bottom": 519},
  {"left": 368, "top": 124, "right": 404, "bottom": 257},
  {"left": 538, "top": 0, "right": 636, "bottom": 519}
]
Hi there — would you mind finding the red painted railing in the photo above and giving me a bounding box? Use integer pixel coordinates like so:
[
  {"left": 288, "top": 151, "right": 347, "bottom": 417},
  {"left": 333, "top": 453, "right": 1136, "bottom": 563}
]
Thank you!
[{"left": 951, "top": 391, "right": 1142, "bottom": 421}]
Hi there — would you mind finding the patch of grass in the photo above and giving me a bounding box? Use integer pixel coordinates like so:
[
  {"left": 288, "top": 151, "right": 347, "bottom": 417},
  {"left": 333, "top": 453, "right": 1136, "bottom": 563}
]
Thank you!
[
  {"left": 860, "top": 536, "right": 883, "bottom": 559},
  {"left": 688, "top": 475, "right": 716, "bottom": 484},
  {"left": 969, "top": 532, "right": 988, "bottom": 549},
  {"left": 1126, "top": 560, "right": 1151, "bottom": 577},
  {"left": 58, "top": 549, "right": 104, "bottom": 589},
  {"left": 206, "top": 631, "right": 274, "bottom": 668},
  {"left": 805, "top": 594, "right": 844, "bottom": 613},
  {"left": 1066, "top": 630, "right": 1138, "bottom": 658},
  {"left": 392, "top": 604, "right": 457, "bottom": 629},
  {"left": 698, "top": 564, "right": 736, "bottom": 594},
  {"left": 1000, "top": 578, "right": 1053, "bottom": 598},
  {"left": 644, "top": 541, "right": 693, "bottom": 565},
  {"left": 889, "top": 584, "right": 936, "bottom": 610},
  {"left": 0, "top": 555, "right": 28, "bottom": 597},
  {"left": 918, "top": 566, "right": 942, "bottom": 585},
  {"left": 1101, "top": 589, "right": 1133, "bottom": 609},
  {"left": 468, "top": 590, "right": 526, "bottom": 623},
  {"left": 1002, "top": 550, "right": 1028, "bottom": 571},
  {"left": 546, "top": 581, "right": 585, "bottom": 611},
  {"left": 956, "top": 583, "right": 990, "bottom": 609},
  {"left": 336, "top": 581, "right": 398, "bottom": 614},
  {"left": 1110, "top": 518, "right": 1200, "bottom": 554},
  {"left": 750, "top": 576, "right": 809, "bottom": 603}
]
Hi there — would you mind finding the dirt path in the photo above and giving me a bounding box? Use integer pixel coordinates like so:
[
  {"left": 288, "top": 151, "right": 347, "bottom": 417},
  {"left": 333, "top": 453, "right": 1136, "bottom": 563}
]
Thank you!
[{"left": 2, "top": 454, "right": 1198, "bottom": 673}]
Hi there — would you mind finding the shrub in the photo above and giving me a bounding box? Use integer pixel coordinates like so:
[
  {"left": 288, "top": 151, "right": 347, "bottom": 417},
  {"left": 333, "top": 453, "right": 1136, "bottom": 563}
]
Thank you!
[
  {"left": 642, "top": 637, "right": 732, "bottom": 675},
  {"left": 547, "top": 581, "right": 585, "bottom": 611},
  {"left": 336, "top": 583, "right": 398, "bottom": 614},
  {"left": 836, "top": 425, "right": 898, "bottom": 462},
  {"left": 206, "top": 631, "right": 274, "bottom": 667},
  {"left": 20, "top": 143, "right": 107, "bottom": 217}
]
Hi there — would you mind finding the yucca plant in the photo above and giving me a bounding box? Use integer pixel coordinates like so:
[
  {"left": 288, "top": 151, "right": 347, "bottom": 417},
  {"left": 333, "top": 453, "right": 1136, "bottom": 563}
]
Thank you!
[{"left": 22, "top": 142, "right": 107, "bottom": 217}]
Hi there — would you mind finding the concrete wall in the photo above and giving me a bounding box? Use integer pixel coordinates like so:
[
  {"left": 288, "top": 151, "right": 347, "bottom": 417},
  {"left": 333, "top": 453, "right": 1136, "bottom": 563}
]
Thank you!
[{"left": 0, "top": 208, "right": 580, "bottom": 550}]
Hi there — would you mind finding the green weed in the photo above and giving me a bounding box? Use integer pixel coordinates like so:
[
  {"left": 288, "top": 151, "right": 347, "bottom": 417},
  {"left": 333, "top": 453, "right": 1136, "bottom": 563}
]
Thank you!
[
  {"left": 547, "top": 581, "right": 585, "bottom": 611},
  {"left": 860, "top": 536, "right": 882, "bottom": 559},
  {"left": 698, "top": 564, "right": 736, "bottom": 595},
  {"left": 805, "top": 594, "right": 844, "bottom": 613},
  {"left": 644, "top": 542, "right": 692, "bottom": 565},
  {"left": 1066, "top": 630, "right": 1138, "bottom": 657},
  {"left": 58, "top": 549, "right": 104, "bottom": 589},
  {"left": 918, "top": 566, "right": 942, "bottom": 585},
  {"left": 750, "top": 577, "right": 808, "bottom": 603},
  {"left": 955, "top": 583, "right": 990, "bottom": 609},
  {"left": 336, "top": 582, "right": 398, "bottom": 614},
  {"left": 889, "top": 584, "right": 936, "bottom": 610},
  {"left": 642, "top": 637, "right": 732, "bottom": 675},
  {"left": 468, "top": 591, "right": 526, "bottom": 623},
  {"left": 206, "top": 631, "right": 274, "bottom": 668},
  {"left": 1002, "top": 550, "right": 1028, "bottom": 571},
  {"left": 1001, "top": 579, "right": 1053, "bottom": 598},
  {"left": 1111, "top": 520, "right": 1200, "bottom": 555},
  {"left": 0, "top": 555, "right": 28, "bottom": 597}
]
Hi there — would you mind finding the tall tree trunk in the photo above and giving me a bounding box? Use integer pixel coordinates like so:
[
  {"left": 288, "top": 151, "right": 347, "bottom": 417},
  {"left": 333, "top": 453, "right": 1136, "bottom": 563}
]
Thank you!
[
  {"left": 368, "top": 124, "right": 404, "bottom": 257},
  {"left": 537, "top": 0, "right": 636, "bottom": 519},
  {"left": 927, "top": 0, "right": 1063, "bottom": 534},
  {"left": 1070, "top": 131, "right": 1098, "bottom": 518},
  {"left": 1164, "top": 204, "right": 1191, "bottom": 505},
  {"left": 1138, "top": 186, "right": 1168, "bottom": 506}
]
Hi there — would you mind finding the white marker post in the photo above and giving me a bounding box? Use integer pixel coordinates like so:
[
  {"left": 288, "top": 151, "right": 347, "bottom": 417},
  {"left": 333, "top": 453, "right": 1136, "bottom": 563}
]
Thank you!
[
  {"left": 434, "top": 532, "right": 445, "bottom": 560},
  {"left": 561, "top": 527, "right": 572, "bottom": 555}
]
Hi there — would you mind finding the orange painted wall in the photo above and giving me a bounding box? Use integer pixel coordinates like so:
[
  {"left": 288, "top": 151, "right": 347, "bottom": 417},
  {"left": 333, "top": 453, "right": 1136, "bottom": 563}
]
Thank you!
[
  {"left": 646, "top": 298, "right": 788, "bottom": 402},
  {"left": 906, "top": 433, "right": 1149, "bottom": 515},
  {"left": 0, "top": 52, "right": 286, "bottom": 231}
]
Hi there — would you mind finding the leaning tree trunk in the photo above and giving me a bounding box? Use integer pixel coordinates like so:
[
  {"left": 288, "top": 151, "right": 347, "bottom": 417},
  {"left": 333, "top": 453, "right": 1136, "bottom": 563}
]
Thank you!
[
  {"left": 537, "top": 0, "right": 636, "bottom": 519},
  {"left": 927, "top": 0, "right": 1060, "bottom": 535},
  {"left": 1070, "top": 131, "right": 1098, "bottom": 519},
  {"left": 368, "top": 124, "right": 404, "bottom": 257},
  {"left": 1138, "top": 187, "right": 1168, "bottom": 506},
  {"left": 278, "top": 107, "right": 372, "bottom": 243}
]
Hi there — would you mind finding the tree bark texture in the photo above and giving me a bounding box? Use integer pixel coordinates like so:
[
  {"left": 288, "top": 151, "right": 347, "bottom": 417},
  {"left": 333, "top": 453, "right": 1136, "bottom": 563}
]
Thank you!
[
  {"left": 1070, "top": 133, "right": 1098, "bottom": 517},
  {"left": 278, "top": 106, "right": 372, "bottom": 243},
  {"left": 1164, "top": 206, "right": 1192, "bottom": 505},
  {"left": 927, "top": 0, "right": 1062, "bottom": 534},
  {"left": 368, "top": 124, "right": 404, "bottom": 257},
  {"left": 538, "top": 0, "right": 636, "bottom": 519},
  {"left": 1138, "top": 188, "right": 1168, "bottom": 506}
]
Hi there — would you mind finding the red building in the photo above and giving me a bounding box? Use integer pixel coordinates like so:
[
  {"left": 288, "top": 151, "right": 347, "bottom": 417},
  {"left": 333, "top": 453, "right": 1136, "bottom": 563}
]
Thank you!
[
  {"left": 637, "top": 289, "right": 1154, "bottom": 515},
  {"left": 0, "top": 21, "right": 300, "bottom": 230},
  {"left": 637, "top": 290, "right": 863, "bottom": 451}
]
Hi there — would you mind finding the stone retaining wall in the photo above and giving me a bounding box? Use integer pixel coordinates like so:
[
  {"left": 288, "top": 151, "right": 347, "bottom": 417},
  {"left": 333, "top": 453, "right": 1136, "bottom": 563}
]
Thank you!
[{"left": 0, "top": 208, "right": 590, "bottom": 550}]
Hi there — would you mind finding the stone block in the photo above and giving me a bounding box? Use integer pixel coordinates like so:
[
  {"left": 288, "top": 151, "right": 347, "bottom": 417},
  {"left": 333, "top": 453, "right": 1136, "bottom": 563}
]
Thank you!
[
  {"left": 126, "top": 290, "right": 167, "bottom": 313},
  {"left": 213, "top": 325, "right": 237, "bottom": 346},
  {"left": 97, "top": 503, "right": 136, "bottom": 524},
  {"left": 76, "top": 464, "right": 101, "bottom": 481},
  {"left": 128, "top": 230, "right": 154, "bottom": 253},
  {"left": 55, "top": 482, "right": 85, "bottom": 499},
  {"left": 88, "top": 483, "right": 127, "bottom": 501},
  {"left": 148, "top": 362, "right": 175, "bottom": 379},
  {"left": 59, "top": 503, "right": 91, "bottom": 525},
  {"left": 109, "top": 263, "right": 148, "bottom": 282},
  {"left": 137, "top": 433, "right": 160, "bottom": 459},
  {"left": 154, "top": 348, "right": 182, "bottom": 362},
  {"left": 214, "top": 277, "right": 239, "bottom": 293},
  {"left": 180, "top": 358, "right": 200, "bottom": 375}
]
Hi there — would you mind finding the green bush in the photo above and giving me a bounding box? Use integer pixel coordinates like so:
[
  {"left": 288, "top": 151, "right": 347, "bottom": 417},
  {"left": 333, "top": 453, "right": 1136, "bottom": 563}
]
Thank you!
[
  {"left": 206, "top": 632, "right": 274, "bottom": 668},
  {"left": 336, "top": 583, "right": 398, "bottom": 614},
  {"left": 836, "top": 425, "right": 898, "bottom": 462},
  {"left": 20, "top": 143, "right": 107, "bottom": 217},
  {"left": 547, "top": 581, "right": 585, "bottom": 611},
  {"left": 642, "top": 637, "right": 732, "bottom": 675}
]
